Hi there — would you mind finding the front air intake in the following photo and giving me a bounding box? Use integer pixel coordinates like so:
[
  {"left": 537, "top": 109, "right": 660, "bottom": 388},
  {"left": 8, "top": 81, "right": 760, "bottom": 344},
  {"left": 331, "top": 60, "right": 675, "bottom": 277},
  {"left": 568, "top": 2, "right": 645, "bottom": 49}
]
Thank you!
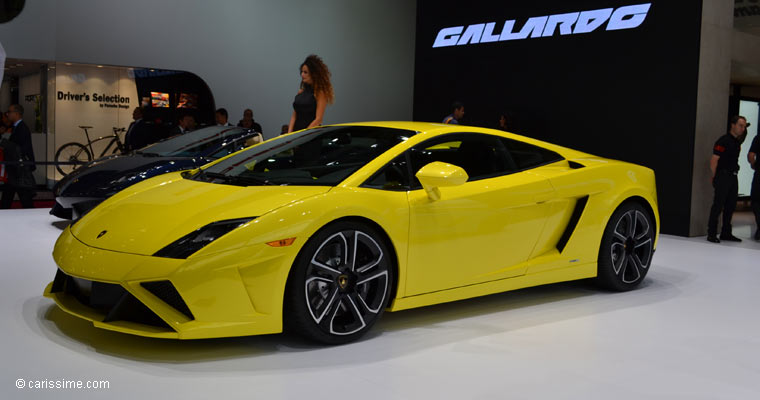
[
  {"left": 50, "top": 269, "right": 171, "bottom": 329},
  {"left": 141, "top": 281, "right": 194, "bottom": 320}
]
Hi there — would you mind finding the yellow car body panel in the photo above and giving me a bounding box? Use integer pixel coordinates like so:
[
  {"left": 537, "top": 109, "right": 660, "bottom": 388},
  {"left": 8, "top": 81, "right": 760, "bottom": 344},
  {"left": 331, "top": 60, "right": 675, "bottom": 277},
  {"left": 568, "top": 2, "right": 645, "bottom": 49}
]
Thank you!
[
  {"left": 45, "top": 121, "right": 659, "bottom": 339},
  {"left": 405, "top": 170, "right": 555, "bottom": 295},
  {"left": 70, "top": 177, "right": 331, "bottom": 256}
]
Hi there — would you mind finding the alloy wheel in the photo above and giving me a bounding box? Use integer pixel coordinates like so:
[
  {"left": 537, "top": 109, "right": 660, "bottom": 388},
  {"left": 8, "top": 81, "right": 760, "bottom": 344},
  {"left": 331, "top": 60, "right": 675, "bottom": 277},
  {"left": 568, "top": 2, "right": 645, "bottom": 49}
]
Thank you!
[
  {"left": 304, "top": 230, "right": 389, "bottom": 336},
  {"left": 609, "top": 210, "right": 653, "bottom": 284}
]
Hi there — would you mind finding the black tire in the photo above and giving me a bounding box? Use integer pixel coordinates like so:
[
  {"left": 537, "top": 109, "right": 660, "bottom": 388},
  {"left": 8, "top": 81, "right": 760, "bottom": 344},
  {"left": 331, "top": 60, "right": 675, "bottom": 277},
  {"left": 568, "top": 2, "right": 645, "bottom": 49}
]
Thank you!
[
  {"left": 285, "top": 221, "right": 395, "bottom": 345},
  {"left": 55, "top": 142, "right": 91, "bottom": 177},
  {"left": 597, "top": 201, "right": 655, "bottom": 291}
]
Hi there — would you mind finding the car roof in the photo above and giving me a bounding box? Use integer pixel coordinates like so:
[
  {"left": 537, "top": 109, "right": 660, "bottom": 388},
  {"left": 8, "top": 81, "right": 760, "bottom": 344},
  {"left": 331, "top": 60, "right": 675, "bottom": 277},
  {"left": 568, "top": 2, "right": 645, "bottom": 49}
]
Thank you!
[
  {"left": 142, "top": 126, "right": 256, "bottom": 156},
  {"left": 329, "top": 121, "right": 590, "bottom": 158},
  {"left": 332, "top": 121, "right": 451, "bottom": 133}
]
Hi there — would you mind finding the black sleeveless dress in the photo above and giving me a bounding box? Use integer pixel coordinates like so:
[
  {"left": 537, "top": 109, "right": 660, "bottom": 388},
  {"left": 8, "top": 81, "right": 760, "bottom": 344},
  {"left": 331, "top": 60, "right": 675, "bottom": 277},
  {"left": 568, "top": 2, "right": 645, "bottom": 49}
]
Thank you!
[{"left": 292, "top": 84, "right": 317, "bottom": 131}]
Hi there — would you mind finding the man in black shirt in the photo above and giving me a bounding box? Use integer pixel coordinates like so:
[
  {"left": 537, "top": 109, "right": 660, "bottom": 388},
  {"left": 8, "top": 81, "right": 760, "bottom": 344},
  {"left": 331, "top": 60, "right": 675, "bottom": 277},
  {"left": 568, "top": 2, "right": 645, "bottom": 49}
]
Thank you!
[
  {"left": 707, "top": 115, "right": 746, "bottom": 243},
  {"left": 749, "top": 132, "right": 760, "bottom": 241}
]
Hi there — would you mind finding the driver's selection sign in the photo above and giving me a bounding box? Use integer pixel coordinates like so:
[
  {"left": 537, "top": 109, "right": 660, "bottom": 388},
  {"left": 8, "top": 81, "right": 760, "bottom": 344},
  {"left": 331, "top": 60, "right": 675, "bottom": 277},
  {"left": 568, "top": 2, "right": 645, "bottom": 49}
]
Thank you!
[{"left": 57, "top": 91, "right": 132, "bottom": 109}]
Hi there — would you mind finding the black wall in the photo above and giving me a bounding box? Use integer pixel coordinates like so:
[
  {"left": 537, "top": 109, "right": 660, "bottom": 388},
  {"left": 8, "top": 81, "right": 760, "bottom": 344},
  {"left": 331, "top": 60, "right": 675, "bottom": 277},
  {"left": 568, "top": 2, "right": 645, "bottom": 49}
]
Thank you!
[
  {"left": 414, "top": 1, "right": 703, "bottom": 235},
  {"left": 134, "top": 69, "right": 216, "bottom": 128}
]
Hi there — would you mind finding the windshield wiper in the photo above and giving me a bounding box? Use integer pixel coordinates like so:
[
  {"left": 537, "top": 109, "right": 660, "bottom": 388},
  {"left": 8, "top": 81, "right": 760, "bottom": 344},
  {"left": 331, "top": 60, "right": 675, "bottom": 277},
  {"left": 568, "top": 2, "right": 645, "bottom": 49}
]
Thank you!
[
  {"left": 204, "top": 172, "right": 273, "bottom": 186},
  {"left": 136, "top": 151, "right": 161, "bottom": 157}
]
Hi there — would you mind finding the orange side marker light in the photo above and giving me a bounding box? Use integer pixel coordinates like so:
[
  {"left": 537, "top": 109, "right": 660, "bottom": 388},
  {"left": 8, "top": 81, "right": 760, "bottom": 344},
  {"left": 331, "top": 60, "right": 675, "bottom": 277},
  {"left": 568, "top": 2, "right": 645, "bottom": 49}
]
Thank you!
[{"left": 266, "top": 238, "right": 296, "bottom": 247}]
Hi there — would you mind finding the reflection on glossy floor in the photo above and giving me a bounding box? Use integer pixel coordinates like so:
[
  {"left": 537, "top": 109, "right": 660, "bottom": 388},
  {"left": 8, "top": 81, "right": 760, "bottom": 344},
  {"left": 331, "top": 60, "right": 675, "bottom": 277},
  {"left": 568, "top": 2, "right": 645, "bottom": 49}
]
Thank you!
[{"left": 1, "top": 209, "right": 759, "bottom": 399}]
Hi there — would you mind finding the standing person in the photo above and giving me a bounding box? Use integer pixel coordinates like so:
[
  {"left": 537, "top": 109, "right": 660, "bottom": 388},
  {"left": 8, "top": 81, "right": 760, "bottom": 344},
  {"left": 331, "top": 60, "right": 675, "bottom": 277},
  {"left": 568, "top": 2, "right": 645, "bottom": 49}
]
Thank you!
[
  {"left": 1, "top": 104, "right": 35, "bottom": 209},
  {"left": 124, "top": 107, "right": 150, "bottom": 151},
  {"left": 280, "top": 124, "right": 289, "bottom": 135},
  {"left": 0, "top": 111, "right": 11, "bottom": 137},
  {"left": 497, "top": 112, "right": 509, "bottom": 131},
  {"left": 288, "top": 54, "right": 334, "bottom": 133},
  {"left": 443, "top": 101, "right": 464, "bottom": 124},
  {"left": 215, "top": 108, "right": 233, "bottom": 126},
  {"left": 707, "top": 115, "right": 746, "bottom": 243},
  {"left": 749, "top": 131, "right": 760, "bottom": 241},
  {"left": 235, "top": 110, "right": 264, "bottom": 144},
  {"left": 237, "top": 108, "right": 263, "bottom": 133}
]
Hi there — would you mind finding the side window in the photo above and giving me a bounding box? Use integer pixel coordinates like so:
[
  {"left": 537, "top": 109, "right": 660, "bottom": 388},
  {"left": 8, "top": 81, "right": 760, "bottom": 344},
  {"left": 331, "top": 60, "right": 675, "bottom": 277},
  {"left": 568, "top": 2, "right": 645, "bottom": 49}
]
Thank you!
[
  {"left": 409, "top": 133, "right": 513, "bottom": 188},
  {"left": 362, "top": 154, "right": 411, "bottom": 191},
  {"left": 500, "top": 138, "right": 564, "bottom": 170}
]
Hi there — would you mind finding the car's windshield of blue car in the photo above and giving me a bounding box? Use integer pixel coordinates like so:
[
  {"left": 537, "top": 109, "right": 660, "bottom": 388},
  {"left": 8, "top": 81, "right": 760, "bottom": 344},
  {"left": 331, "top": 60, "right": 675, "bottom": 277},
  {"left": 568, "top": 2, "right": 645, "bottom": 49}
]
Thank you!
[
  {"left": 191, "top": 126, "right": 415, "bottom": 186},
  {"left": 140, "top": 126, "right": 248, "bottom": 157}
]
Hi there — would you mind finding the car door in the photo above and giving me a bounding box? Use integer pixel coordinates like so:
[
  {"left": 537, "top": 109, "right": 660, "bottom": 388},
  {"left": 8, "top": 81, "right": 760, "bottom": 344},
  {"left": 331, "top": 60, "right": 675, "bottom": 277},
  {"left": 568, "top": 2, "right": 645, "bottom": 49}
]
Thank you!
[{"left": 404, "top": 133, "right": 556, "bottom": 296}]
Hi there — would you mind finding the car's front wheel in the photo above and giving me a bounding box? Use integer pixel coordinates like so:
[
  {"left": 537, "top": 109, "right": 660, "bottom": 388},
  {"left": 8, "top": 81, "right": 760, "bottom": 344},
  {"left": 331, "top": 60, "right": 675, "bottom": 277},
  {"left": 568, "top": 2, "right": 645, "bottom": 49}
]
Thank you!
[
  {"left": 597, "top": 202, "right": 655, "bottom": 291},
  {"left": 285, "top": 221, "right": 394, "bottom": 344}
]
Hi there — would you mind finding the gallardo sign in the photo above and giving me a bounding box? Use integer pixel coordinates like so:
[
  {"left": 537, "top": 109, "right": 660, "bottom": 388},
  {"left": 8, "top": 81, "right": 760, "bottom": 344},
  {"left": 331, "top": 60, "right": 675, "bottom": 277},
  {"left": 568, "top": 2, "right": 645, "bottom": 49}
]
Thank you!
[{"left": 432, "top": 3, "right": 651, "bottom": 48}]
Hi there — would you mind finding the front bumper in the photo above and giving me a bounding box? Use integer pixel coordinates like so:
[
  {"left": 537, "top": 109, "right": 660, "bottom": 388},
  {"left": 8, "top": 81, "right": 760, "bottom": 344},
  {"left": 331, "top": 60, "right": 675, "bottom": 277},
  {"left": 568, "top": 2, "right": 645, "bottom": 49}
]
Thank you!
[
  {"left": 44, "top": 227, "right": 296, "bottom": 339},
  {"left": 44, "top": 274, "right": 181, "bottom": 338}
]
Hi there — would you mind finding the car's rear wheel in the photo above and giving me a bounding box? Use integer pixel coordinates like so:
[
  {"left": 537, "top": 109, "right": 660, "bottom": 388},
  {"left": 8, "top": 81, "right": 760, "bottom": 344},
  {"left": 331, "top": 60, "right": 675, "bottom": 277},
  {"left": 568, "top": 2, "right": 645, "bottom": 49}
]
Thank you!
[
  {"left": 285, "top": 221, "right": 394, "bottom": 344},
  {"left": 597, "top": 202, "right": 655, "bottom": 291}
]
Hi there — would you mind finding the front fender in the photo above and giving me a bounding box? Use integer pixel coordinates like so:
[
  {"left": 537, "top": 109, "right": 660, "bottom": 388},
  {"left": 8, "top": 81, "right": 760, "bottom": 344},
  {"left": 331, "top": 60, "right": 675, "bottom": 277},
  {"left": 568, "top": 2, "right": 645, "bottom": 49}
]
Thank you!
[{"left": 206, "top": 186, "right": 411, "bottom": 302}]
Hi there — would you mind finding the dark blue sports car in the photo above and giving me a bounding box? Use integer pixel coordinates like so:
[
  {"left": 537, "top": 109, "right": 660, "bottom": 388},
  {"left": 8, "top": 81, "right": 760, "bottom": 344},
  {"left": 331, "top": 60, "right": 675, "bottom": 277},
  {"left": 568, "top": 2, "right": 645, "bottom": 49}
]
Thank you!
[{"left": 51, "top": 126, "right": 262, "bottom": 219}]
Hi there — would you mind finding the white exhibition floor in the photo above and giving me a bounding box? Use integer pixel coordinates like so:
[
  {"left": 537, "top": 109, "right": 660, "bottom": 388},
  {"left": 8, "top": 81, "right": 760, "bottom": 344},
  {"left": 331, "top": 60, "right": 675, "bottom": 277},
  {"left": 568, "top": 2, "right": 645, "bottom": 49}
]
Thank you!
[{"left": 1, "top": 209, "right": 759, "bottom": 400}]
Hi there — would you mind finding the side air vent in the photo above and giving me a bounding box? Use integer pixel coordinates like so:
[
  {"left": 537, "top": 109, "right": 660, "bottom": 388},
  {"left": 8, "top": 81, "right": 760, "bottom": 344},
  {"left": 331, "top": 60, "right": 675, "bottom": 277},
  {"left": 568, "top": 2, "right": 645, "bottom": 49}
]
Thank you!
[
  {"left": 141, "top": 281, "right": 195, "bottom": 320},
  {"left": 556, "top": 195, "right": 589, "bottom": 252},
  {"left": 568, "top": 160, "right": 585, "bottom": 169}
]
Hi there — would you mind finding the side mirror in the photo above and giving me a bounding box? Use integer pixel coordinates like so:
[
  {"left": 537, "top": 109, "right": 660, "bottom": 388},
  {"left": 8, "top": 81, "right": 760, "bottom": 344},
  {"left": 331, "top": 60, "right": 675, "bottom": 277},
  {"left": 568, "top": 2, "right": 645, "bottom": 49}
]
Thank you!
[{"left": 415, "top": 161, "right": 468, "bottom": 201}]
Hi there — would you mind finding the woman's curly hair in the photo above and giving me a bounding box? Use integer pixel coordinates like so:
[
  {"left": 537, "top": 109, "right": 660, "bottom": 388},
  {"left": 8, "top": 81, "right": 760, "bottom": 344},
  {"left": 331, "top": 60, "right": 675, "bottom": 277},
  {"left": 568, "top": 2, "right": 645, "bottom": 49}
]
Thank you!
[{"left": 301, "top": 54, "right": 334, "bottom": 104}]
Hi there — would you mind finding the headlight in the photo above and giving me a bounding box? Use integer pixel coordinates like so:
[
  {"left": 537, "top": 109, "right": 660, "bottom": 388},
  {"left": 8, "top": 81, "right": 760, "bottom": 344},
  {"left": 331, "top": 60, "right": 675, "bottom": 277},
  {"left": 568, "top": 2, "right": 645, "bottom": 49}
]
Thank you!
[{"left": 153, "top": 217, "right": 256, "bottom": 259}]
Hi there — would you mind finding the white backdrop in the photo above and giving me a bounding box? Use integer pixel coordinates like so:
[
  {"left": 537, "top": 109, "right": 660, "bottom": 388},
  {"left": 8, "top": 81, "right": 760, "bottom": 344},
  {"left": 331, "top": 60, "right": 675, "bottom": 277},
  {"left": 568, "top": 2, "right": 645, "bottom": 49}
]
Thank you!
[{"left": 52, "top": 64, "right": 137, "bottom": 180}]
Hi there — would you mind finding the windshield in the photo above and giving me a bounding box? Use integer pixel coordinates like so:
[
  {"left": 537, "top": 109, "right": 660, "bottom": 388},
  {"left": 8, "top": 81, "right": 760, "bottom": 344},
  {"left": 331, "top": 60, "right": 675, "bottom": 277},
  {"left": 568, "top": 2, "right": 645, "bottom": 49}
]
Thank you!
[
  {"left": 191, "top": 125, "right": 415, "bottom": 186},
  {"left": 141, "top": 126, "right": 249, "bottom": 157}
]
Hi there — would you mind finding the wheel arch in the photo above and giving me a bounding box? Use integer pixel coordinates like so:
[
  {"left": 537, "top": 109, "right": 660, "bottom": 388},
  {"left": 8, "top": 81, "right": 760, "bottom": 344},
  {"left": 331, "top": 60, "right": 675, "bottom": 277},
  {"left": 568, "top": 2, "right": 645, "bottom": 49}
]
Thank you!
[
  {"left": 607, "top": 194, "right": 660, "bottom": 249},
  {"left": 623, "top": 196, "right": 658, "bottom": 236},
  {"left": 327, "top": 216, "right": 400, "bottom": 304}
]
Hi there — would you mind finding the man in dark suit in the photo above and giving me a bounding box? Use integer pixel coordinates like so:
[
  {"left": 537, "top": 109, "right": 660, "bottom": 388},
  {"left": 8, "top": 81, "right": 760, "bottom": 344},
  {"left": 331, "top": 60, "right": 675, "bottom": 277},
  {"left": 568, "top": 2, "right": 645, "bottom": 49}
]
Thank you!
[
  {"left": 215, "top": 108, "right": 233, "bottom": 127},
  {"left": 124, "top": 107, "right": 151, "bottom": 151},
  {"left": 169, "top": 114, "right": 196, "bottom": 137},
  {"left": 1, "top": 104, "right": 35, "bottom": 209}
]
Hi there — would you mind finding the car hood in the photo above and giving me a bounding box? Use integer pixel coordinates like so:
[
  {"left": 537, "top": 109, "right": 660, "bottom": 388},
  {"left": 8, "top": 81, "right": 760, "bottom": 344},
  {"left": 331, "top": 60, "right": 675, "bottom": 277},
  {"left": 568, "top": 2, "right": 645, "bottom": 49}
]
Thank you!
[
  {"left": 55, "top": 154, "right": 205, "bottom": 198},
  {"left": 69, "top": 174, "right": 331, "bottom": 256}
]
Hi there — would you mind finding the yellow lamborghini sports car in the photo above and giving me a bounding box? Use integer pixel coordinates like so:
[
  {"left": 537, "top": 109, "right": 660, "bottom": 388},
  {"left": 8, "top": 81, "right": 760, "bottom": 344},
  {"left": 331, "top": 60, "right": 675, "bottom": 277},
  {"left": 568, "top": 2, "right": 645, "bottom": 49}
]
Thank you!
[{"left": 44, "top": 122, "right": 659, "bottom": 344}]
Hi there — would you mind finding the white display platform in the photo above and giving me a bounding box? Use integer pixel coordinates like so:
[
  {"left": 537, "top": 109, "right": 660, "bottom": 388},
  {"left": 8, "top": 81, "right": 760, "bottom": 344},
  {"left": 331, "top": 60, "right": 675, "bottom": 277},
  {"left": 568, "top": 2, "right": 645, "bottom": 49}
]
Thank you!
[{"left": 1, "top": 209, "right": 758, "bottom": 399}]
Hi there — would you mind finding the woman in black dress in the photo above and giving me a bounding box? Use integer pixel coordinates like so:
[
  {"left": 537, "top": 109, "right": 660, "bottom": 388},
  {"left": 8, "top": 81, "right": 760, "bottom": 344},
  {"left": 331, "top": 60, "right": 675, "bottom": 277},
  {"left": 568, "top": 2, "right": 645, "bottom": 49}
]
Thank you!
[{"left": 288, "top": 55, "right": 334, "bottom": 133}]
